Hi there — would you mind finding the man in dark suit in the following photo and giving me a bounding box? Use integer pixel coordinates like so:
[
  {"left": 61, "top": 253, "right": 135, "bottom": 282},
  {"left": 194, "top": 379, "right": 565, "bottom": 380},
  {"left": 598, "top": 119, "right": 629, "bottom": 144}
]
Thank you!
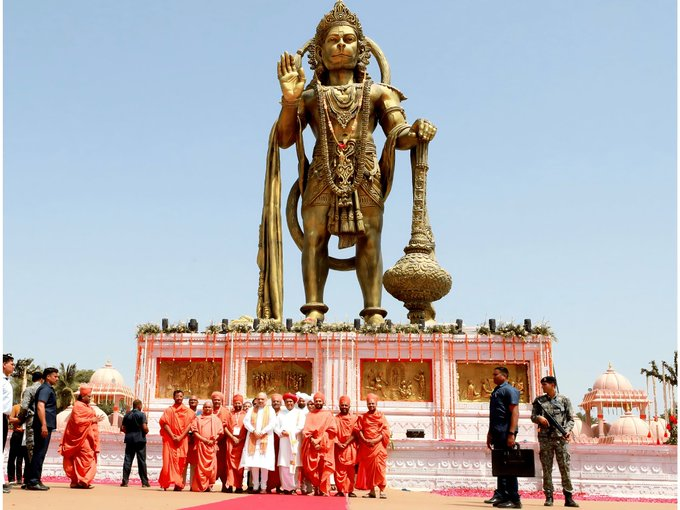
[
  {"left": 26, "top": 367, "right": 58, "bottom": 491},
  {"left": 120, "top": 399, "right": 150, "bottom": 487},
  {"left": 485, "top": 366, "right": 521, "bottom": 509}
]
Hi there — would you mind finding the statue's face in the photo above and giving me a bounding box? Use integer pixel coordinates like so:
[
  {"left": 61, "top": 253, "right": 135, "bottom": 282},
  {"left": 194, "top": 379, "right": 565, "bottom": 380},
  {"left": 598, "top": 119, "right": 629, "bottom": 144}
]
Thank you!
[{"left": 321, "top": 24, "right": 359, "bottom": 71}]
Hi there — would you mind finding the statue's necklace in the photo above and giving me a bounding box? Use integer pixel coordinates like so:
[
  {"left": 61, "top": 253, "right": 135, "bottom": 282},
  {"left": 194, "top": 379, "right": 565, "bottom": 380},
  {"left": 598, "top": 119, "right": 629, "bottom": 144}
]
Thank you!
[
  {"left": 316, "top": 79, "right": 372, "bottom": 197},
  {"left": 322, "top": 84, "right": 362, "bottom": 129},
  {"left": 319, "top": 84, "right": 363, "bottom": 150}
]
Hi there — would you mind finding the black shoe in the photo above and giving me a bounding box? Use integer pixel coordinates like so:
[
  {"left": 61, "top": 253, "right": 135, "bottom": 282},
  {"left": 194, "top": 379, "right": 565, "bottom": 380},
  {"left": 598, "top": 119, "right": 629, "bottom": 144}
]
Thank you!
[
  {"left": 492, "top": 500, "right": 509, "bottom": 507},
  {"left": 348, "top": 492, "right": 357, "bottom": 498},
  {"left": 564, "top": 497, "right": 579, "bottom": 508},
  {"left": 120, "top": 482, "right": 128, "bottom": 487},
  {"left": 234, "top": 488, "right": 243, "bottom": 493},
  {"left": 544, "top": 495, "right": 553, "bottom": 506},
  {"left": 27, "top": 484, "right": 49, "bottom": 491},
  {"left": 485, "top": 496, "right": 506, "bottom": 505},
  {"left": 20, "top": 485, "right": 27, "bottom": 490},
  {"left": 142, "top": 483, "right": 151, "bottom": 488},
  {"left": 495, "top": 501, "right": 522, "bottom": 509},
  {"left": 2, "top": 484, "right": 10, "bottom": 493}
]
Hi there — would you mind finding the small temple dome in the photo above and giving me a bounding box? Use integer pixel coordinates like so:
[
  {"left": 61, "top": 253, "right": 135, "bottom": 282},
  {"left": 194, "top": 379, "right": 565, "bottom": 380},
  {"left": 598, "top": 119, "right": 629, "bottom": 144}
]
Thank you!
[
  {"left": 573, "top": 417, "right": 594, "bottom": 437},
  {"left": 591, "top": 363, "right": 633, "bottom": 391},
  {"left": 87, "top": 360, "right": 134, "bottom": 411},
  {"left": 603, "top": 410, "right": 653, "bottom": 444},
  {"left": 90, "top": 360, "right": 127, "bottom": 387},
  {"left": 591, "top": 420, "right": 610, "bottom": 437},
  {"left": 609, "top": 410, "right": 651, "bottom": 438},
  {"left": 649, "top": 416, "right": 668, "bottom": 443}
]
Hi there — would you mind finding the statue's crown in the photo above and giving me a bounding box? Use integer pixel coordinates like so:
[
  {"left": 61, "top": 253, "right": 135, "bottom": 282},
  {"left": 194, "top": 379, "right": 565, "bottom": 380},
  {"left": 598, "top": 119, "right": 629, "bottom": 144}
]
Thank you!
[{"left": 315, "top": 0, "right": 364, "bottom": 43}]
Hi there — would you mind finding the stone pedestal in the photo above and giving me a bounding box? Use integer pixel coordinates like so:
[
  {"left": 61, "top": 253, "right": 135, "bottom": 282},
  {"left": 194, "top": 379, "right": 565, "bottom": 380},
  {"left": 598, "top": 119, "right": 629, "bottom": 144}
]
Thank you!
[{"left": 135, "top": 329, "right": 553, "bottom": 437}]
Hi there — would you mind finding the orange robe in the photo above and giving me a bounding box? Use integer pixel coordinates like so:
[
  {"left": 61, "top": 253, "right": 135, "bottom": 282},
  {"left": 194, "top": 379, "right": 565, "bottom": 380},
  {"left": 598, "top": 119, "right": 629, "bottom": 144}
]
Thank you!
[
  {"left": 226, "top": 409, "right": 247, "bottom": 488},
  {"left": 334, "top": 412, "right": 358, "bottom": 493},
  {"left": 301, "top": 409, "right": 337, "bottom": 494},
  {"left": 59, "top": 400, "right": 99, "bottom": 487},
  {"left": 190, "top": 413, "right": 223, "bottom": 492},
  {"left": 214, "top": 406, "right": 231, "bottom": 485},
  {"left": 355, "top": 411, "right": 390, "bottom": 491},
  {"left": 158, "top": 404, "right": 195, "bottom": 489}
]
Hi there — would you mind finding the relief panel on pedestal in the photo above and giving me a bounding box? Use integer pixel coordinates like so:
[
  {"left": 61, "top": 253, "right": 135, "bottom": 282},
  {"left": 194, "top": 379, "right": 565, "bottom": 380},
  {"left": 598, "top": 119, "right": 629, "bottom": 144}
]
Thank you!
[
  {"left": 360, "top": 360, "right": 432, "bottom": 401},
  {"left": 246, "top": 360, "right": 313, "bottom": 396},
  {"left": 456, "top": 362, "right": 530, "bottom": 403},
  {"left": 155, "top": 359, "right": 222, "bottom": 399}
]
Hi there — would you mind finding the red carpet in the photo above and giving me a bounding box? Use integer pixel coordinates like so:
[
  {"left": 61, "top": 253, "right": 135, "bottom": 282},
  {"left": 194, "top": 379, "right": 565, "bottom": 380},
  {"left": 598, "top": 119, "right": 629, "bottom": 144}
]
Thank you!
[{"left": 181, "top": 494, "right": 348, "bottom": 510}]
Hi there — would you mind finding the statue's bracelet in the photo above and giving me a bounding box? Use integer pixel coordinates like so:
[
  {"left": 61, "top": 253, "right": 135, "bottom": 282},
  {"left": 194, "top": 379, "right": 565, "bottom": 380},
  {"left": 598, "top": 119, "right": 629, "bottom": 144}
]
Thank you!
[{"left": 280, "top": 96, "right": 301, "bottom": 108}]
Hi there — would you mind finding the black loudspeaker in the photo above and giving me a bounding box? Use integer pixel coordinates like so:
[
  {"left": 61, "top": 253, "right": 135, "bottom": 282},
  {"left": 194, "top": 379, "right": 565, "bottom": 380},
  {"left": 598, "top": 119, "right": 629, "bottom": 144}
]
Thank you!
[
  {"left": 162, "top": 318, "right": 169, "bottom": 332},
  {"left": 188, "top": 319, "right": 198, "bottom": 332},
  {"left": 524, "top": 319, "right": 532, "bottom": 333},
  {"left": 489, "top": 318, "right": 496, "bottom": 332},
  {"left": 406, "top": 429, "right": 425, "bottom": 438}
]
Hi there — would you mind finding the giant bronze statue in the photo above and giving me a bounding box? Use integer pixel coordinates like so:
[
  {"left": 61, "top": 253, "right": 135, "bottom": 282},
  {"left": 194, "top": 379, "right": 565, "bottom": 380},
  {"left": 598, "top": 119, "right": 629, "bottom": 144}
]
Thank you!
[{"left": 258, "top": 1, "right": 448, "bottom": 325}]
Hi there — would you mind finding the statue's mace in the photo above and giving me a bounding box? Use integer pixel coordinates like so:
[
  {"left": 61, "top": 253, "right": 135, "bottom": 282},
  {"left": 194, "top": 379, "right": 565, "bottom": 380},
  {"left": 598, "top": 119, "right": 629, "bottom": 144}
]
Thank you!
[{"left": 383, "top": 142, "right": 452, "bottom": 324}]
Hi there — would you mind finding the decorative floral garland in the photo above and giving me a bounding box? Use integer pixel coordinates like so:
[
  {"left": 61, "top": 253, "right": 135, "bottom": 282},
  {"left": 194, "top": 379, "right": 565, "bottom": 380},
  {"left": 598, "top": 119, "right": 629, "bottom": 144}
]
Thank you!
[
  {"left": 137, "top": 319, "right": 555, "bottom": 338},
  {"left": 477, "top": 321, "right": 555, "bottom": 339}
]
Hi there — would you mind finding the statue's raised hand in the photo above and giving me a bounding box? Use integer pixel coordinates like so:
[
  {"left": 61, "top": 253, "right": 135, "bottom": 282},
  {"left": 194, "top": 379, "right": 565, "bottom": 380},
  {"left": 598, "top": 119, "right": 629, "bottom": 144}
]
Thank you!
[
  {"left": 409, "top": 118, "right": 437, "bottom": 142},
  {"left": 277, "top": 51, "right": 306, "bottom": 102}
]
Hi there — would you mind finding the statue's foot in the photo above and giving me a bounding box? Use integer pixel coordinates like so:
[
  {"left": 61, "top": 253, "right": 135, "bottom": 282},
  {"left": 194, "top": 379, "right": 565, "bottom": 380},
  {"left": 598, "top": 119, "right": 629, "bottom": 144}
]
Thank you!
[
  {"left": 300, "top": 302, "right": 329, "bottom": 323},
  {"left": 364, "top": 314, "right": 385, "bottom": 326},
  {"left": 360, "top": 307, "right": 387, "bottom": 326},
  {"left": 303, "top": 311, "right": 324, "bottom": 324}
]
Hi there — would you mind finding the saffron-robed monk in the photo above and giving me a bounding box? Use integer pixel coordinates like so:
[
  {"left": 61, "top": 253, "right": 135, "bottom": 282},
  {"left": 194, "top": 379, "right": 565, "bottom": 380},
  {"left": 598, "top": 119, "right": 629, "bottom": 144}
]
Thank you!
[
  {"left": 190, "top": 401, "right": 223, "bottom": 492},
  {"left": 355, "top": 393, "right": 390, "bottom": 499},
  {"left": 158, "top": 390, "right": 195, "bottom": 491},
  {"left": 301, "top": 392, "right": 337, "bottom": 496},
  {"left": 58, "top": 384, "right": 103, "bottom": 489},
  {"left": 334, "top": 395, "right": 358, "bottom": 497}
]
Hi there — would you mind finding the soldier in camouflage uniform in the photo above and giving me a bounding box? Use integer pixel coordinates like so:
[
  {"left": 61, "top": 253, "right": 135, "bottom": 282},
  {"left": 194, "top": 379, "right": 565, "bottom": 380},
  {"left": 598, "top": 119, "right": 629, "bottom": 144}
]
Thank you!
[
  {"left": 18, "top": 371, "right": 43, "bottom": 487},
  {"left": 531, "top": 376, "right": 579, "bottom": 508}
]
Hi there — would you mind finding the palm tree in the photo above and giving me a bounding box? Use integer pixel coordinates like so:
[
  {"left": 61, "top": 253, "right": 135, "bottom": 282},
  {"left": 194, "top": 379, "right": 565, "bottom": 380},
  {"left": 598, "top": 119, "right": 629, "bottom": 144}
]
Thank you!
[
  {"left": 641, "top": 352, "right": 677, "bottom": 444},
  {"left": 11, "top": 358, "right": 41, "bottom": 403},
  {"left": 55, "top": 363, "right": 78, "bottom": 394}
]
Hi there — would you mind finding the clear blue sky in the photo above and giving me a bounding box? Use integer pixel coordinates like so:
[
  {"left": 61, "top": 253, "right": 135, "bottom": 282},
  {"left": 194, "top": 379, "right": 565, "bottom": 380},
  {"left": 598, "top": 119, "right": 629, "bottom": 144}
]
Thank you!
[{"left": 4, "top": 1, "right": 676, "bottom": 409}]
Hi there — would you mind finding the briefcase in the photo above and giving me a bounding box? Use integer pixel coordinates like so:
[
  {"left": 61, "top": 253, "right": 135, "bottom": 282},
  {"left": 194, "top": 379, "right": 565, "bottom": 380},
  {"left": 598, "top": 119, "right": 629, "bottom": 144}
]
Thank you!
[{"left": 491, "top": 445, "right": 535, "bottom": 477}]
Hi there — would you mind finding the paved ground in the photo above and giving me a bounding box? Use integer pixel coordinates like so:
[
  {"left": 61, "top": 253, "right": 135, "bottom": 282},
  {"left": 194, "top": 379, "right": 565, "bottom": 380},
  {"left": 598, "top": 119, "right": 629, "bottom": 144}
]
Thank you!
[{"left": 2, "top": 484, "right": 676, "bottom": 510}]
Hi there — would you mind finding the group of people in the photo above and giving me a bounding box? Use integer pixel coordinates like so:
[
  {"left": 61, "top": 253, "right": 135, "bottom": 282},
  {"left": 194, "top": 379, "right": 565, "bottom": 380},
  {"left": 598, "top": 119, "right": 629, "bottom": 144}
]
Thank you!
[
  {"left": 2, "top": 355, "right": 66, "bottom": 492},
  {"left": 155, "top": 389, "right": 390, "bottom": 498},
  {"left": 2, "top": 354, "right": 580, "bottom": 506}
]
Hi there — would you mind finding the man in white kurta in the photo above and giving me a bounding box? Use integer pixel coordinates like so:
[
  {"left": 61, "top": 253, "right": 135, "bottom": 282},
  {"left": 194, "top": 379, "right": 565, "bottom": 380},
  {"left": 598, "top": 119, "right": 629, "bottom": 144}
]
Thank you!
[
  {"left": 240, "top": 392, "right": 275, "bottom": 493},
  {"left": 276, "top": 393, "right": 305, "bottom": 493}
]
